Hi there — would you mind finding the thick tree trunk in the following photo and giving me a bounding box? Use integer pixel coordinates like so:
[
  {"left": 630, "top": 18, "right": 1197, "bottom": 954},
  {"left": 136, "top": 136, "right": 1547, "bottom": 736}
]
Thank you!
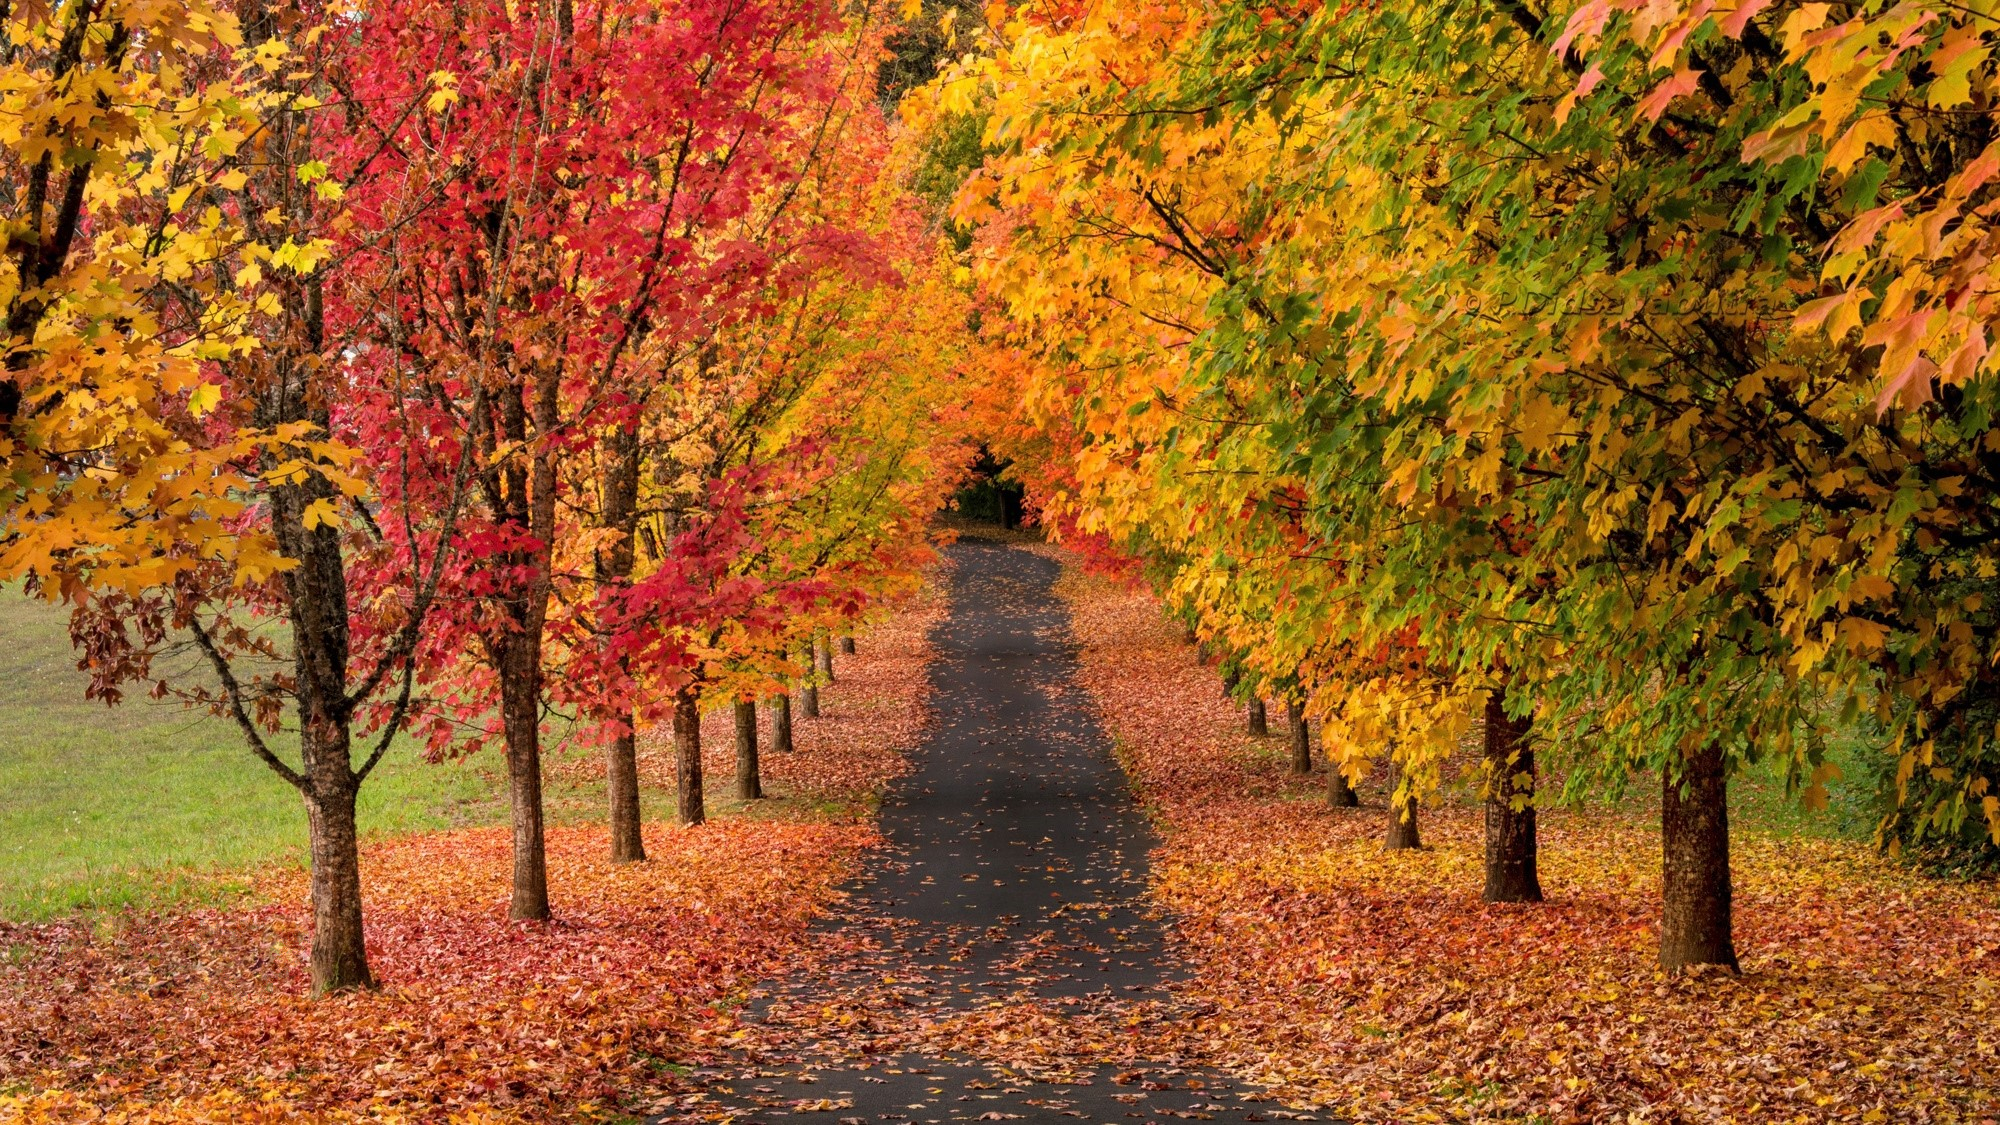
[
  {"left": 770, "top": 693, "right": 794, "bottom": 753},
  {"left": 1247, "top": 696, "right": 1268, "bottom": 737},
  {"left": 498, "top": 630, "right": 550, "bottom": 920},
  {"left": 606, "top": 727, "right": 645, "bottom": 863},
  {"left": 839, "top": 635, "right": 856, "bottom": 655},
  {"left": 1285, "top": 699, "right": 1311, "bottom": 774},
  {"left": 734, "top": 700, "right": 761, "bottom": 800},
  {"left": 815, "top": 635, "right": 834, "bottom": 682},
  {"left": 674, "top": 688, "right": 705, "bottom": 826},
  {"left": 1660, "top": 742, "right": 1738, "bottom": 972},
  {"left": 302, "top": 767, "right": 371, "bottom": 995},
  {"left": 1482, "top": 684, "right": 1543, "bottom": 903},
  {"left": 1323, "top": 725, "right": 1359, "bottom": 808},
  {"left": 1385, "top": 762, "right": 1421, "bottom": 850}
]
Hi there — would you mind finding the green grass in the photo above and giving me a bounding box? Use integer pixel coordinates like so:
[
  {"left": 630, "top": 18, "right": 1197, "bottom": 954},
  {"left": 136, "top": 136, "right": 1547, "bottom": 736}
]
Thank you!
[{"left": 0, "top": 593, "right": 567, "bottom": 922}]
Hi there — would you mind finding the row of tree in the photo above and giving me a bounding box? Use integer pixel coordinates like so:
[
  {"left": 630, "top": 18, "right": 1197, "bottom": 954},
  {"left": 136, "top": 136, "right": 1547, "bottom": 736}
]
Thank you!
[
  {"left": 0, "top": 0, "right": 975, "bottom": 995},
  {"left": 916, "top": 0, "right": 2000, "bottom": 971}
]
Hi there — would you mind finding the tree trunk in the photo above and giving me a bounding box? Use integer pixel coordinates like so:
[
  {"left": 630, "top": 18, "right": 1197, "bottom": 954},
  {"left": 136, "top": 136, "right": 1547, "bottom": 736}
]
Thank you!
[
  {"left": 734, "top": 700, "right": 761, "bottom": 800},
  {"left": 1323, "top": 724, "right": 1359, "bottom": 808},
  {"left": 1385, "top": 762, "right": 1421, "bottom": 850},
  {"left": 1482, "top": 684, "right": 1542, "bottom": 903},
  {"left": 839, "top": 635, "right": 856, "bottom": 655},
  {"left": 596, "top": 422, "right": 644, "bottom": 864},
  {"left": 606, "top": 727, "right": 645, "bottom": 863},
  {"left": 770, "top": 693, "right": 794, "bottom": 753},
  {"left": 1221, "top": 666, "right": 1240, "bottom": 698},
  {"left": 1247, "top": 696, "right": 1267, "bottom": 737},
  {"left": 302, "top": 768, "right": 371, "bottom": 995},
  {"left": 815, "top": 634, "right": 834, "bottom": 682},
  {"left": 1660, "top": 741, "right": 1738, "bottom": 972},
  {"left": 674, "top": 687, "right": 705, "bottom": 826},
  {"left": 1285, "top": 699, "right": 1311, "bottom": 774},
  {"left": 800, "top": 640, "right": 820, "bottom": 720},
  {"left": 498, "top": 629, "right": 550, "bottom": 920}
]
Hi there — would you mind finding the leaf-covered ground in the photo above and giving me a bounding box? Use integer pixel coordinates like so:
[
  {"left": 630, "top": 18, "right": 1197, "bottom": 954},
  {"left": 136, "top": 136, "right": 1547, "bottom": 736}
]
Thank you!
[
  {"left": 1050, "top": 557, "right": 2000, "bottom": 1124},
  {"left": 0, "top": 588, "right": 945, "bottom": 1124}
]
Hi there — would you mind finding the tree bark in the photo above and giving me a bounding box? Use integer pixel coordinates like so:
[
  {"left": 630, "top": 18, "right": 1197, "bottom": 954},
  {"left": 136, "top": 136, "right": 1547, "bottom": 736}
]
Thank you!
[
  {"left": 1661, "top": 741, "right": 1738, "bottom": 972},
  {"left": 770, "top": 693, "right": 794, "bottom": 753},
  {"left": 1285, "top": 698, "right": 1311, "bottom": 774},
  {"left": 1247, "top": 696, "right": 1268, "bottom": 737},
  {"left": 498, "top": 629, "right": 550, "bottom": 919},
  {"left": 734, "top": 700, "right": 761, "bottom": 800},
  {"left": 800, "top": 641, "right": 820, "bottom": 719},
  {"left": 674, "top": 687, "right": 705, "bottom": 826},
  {"left": 606, "top": 727, "right": 645, "bottom": 863},
  {"left": 1385, "top": 761, "right": 1421, "bottom": 850},
  {"left": 839, "top": 635, "right": 856, "bottom": 655},
  {"left": 596, "top": 423, "right": 644, "bottom": 864},
  {"left": 1221, "top": 666, "right": 1240, "bottom": 698},
  {"left": 302, "top": 760, "right": 371, "bottom": 995},
  {"left": 815, "top": 634, "right": 834, "bottom": 682},
  {"left": 1323, "top": 724, "right": 1359, "bottom": 808},
  {"left": 1482, "top": 684, "right": 1543, "bottom": 903}
]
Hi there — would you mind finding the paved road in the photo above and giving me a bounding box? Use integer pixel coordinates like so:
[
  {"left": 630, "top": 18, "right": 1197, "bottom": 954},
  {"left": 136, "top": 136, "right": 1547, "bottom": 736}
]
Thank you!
[{"left": 659, "top": 543, "right": 1312, "bottom": 1125}]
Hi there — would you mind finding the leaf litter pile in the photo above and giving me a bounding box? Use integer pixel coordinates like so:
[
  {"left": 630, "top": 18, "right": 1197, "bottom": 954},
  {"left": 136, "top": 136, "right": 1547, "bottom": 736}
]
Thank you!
[
  {"left": 1050, "top": 560, "right": 2000, "bottom": 1124},
  {"left": 0, "top": 587, "right": 945, "bottom": 1124}
]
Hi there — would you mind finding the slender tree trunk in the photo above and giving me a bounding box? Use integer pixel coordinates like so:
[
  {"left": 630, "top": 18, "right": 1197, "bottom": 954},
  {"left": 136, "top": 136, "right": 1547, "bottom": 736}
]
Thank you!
[
  {"left": 302, "top": 757, "right": 371, "bottom": 995},
  {"left": 606, "top": 727, "right": 644, "bottom": 863},
  {"left": 674, "top": 687, "right": 705, "bottom": 826},
  {"left": 1221, "top": 666, "right": 1240, "bottom": 698},
  {"left": 1285, "top": 698, "right": 1311, "bottom": 774},
  {"left": 800, "top": 642, "right": 820, "bottom": 719},
  {"left": 734, "top": 700, "right": 761, "bottom": 800},
  {"left": 1323, "top": 724, "right": 1359, "bottom": 808},
  {"left": 770, "top": 693, "right": 794, "bottom": 753},
  {"left": 839, "top": 635, "right": 856, "bottom": 655},
  {"left": 1247, "top": 696, "right": 1268, "bottom": 737},
  {"left": 1660, "top": 741, "right": 1737, "bottom": 972},
  {"left": 1482, "top": 684, "right": 1543, "bottom": 903},
  {"left": 596, "top": 423, "right": 644, "bottom": 864},
  {"left": 1385, "top": 761, "right": 1421, "bottom": 850},
  {"left": 815, "top": 634, "right": 834, "bottom": 682},
  {"left": 498, "top": 630, "right": 550, "bottom": 919}
]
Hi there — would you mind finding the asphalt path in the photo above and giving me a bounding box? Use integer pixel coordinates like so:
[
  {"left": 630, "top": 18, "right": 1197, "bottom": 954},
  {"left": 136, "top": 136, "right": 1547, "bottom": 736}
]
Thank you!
[{"left": 657, "top": 542, "right": 1318, "bottom": 1125}]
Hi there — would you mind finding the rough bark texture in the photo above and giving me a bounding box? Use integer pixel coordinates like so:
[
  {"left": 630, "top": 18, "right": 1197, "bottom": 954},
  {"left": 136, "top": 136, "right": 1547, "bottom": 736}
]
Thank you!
[
  {"left": 734, "top": 700, "right": 761, "bottom": 800},
  {"left": 606, "top": 728, "right": 644, "bottom": 864},
  {"left": 303, "top": 766, "right": 371, "bottom": 994},
  {"left": 1285, "top": 699, "right": 1311, "bottom": 774},
  {"left": 815, "top": 635, "right": 834, "bottom": 682},
  {"left": 674, "top": 688, "right": 705, "bottom": 826},
  {"left": 1385, "top": 763, "right": 1422, "bottom": 850},
  {"left": 1323, "top": 725, "right": 1359, "bottom": 808},
  {"left": 1661, "top": 742, "right": 1738, "bottom": 972},
  {"left": 770, "top": 693, "right": 794, "bottom": 753},
  {"left": 499, "top": 633, "right": 550, "bottom": 919},
  {"left": 1482, "top": 684, "right": 1543, "bottom": 903},
  {"left": 1247, "top": 697, "right": 1268, "bottom": 737},
  {"left": 839, "top": 635, "right": 856, "bottom": 655},
  {"left": 596, "top": 425, "right": 644, "bottom": 864}
]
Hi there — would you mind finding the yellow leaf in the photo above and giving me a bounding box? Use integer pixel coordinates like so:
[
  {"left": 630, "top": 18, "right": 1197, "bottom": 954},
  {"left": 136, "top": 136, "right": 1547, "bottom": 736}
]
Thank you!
[{"left": 302, "top": 498, "right": 341, "bottom": 530}]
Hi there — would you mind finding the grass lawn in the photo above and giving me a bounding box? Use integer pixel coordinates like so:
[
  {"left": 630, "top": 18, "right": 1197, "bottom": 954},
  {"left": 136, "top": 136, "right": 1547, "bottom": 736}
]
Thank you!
[{"left": 0, "top": 593, "right": 616, "bottom": 922}]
